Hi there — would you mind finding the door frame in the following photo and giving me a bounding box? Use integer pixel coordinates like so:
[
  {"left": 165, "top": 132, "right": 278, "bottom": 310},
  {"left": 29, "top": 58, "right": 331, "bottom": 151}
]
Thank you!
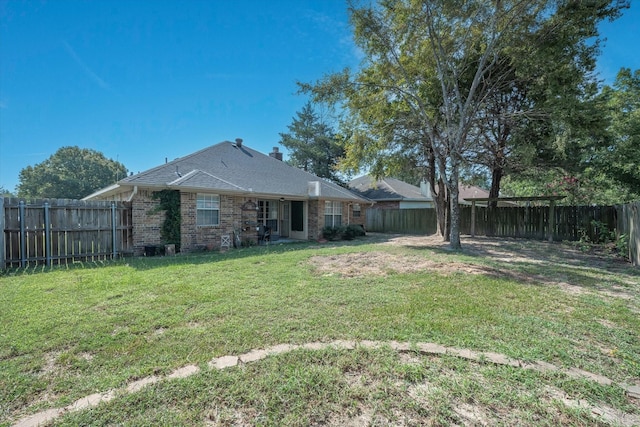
[{"left": 289, "top": 200, "right": 307, "bottom": 240}]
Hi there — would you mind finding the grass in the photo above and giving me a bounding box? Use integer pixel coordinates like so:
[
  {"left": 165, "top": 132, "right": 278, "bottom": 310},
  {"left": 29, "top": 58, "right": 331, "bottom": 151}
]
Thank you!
[{"left": 1, "top": 235, "right": 639, "bottom": 426}]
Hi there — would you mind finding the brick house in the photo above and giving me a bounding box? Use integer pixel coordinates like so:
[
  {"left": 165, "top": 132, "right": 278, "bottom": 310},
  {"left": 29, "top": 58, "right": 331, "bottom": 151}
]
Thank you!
[
  {"left": 349, "top": 175, "right": 513, "bottom": 209},
  {"left": 84, "top": 140, "right": 369, "bottom": 254}
]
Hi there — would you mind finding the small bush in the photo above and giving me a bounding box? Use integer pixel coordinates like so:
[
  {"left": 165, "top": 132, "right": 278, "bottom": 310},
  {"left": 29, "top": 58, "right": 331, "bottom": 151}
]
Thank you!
[
  {"left": 323, "top": 225, "right": 365, "bottom": 241},
  {"left": 322, "top": 226, "right": 340, "bottom": 241},
  {"left": 339, "top": 225, "right": 356, "bottom": 240},
  {"left": 347, "top": 224, "right": 366, "bottom": 237}
]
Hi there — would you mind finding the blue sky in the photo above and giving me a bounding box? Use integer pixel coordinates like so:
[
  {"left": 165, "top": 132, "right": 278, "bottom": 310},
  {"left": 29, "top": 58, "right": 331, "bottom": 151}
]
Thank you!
[{"left": 1, "top": 1, "right": 638, "bottom": 193}]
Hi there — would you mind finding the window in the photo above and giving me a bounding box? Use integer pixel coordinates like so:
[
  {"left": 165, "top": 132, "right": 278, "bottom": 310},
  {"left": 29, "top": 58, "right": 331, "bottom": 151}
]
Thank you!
[
  {"left": 353, "top": 203, "right": 361, "bottom": 218},
  {"left": 324, "top": 201, "right": 342, "bottom": 227},
  {"left": 258, "top": 200, "right": 279, "bottom": 233},
  {"left": 197, "top": 194, "right": 220, "bottom": 226}
]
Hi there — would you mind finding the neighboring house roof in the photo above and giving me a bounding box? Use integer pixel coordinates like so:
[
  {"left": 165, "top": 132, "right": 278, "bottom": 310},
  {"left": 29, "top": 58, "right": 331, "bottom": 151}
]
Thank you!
[
  {"left": 458, "top": 184, "right": 490, "bottom": 203},
  {"left": 85, "top": 141, "right": 368, "bottom": 202},
  {"left": 349, "top": 175, "right": 511, "bottom": 206},
  {"left": 348, "top": 176, "right": 427, "bottom": 201}
]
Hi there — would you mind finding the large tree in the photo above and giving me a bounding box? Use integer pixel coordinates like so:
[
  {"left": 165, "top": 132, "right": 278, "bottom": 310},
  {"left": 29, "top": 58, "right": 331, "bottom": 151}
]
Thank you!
[
  {"left": 502, "top": 68, "right": 640, "bottom": 205},
  {"left": 306, "top": 0, "right": 545, "bottom": 248},
  {"left": 304, "top": 0, "right": 626, "bottom": 248},
  {"left": 596, "top": 68, "right": 640, "bottom": 195},
  {"left": 278, "top": 101, "right": 347, "bottom": 185},
  {"left": 17, "top": 146, "right": 127, "bottom": 199}
]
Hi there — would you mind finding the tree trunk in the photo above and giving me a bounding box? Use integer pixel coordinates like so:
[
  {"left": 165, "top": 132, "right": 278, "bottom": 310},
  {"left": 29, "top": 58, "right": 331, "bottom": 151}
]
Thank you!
[
  {"left": 486, "top": 166, "right": 503, "bottom": 236},
  {"left": 448, "top": 166, "right": 462, "bottom": 250},
  {"left": 426, "top": 144, "right": 448, "bottom": 239},
  {"left": 433, "top": 178, "right": 448, "bottom": 239},
  {"left": 489, "top": 166, "right": 502, "bottom": 205}
]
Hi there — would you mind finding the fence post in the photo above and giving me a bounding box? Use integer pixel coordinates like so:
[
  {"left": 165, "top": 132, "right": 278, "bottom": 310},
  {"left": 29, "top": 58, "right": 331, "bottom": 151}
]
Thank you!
[
  {"left": 44, "top": 202, "right": 51, "bottom": 266},
  {"left": 548, "top": 200, "right": 556, "bottom": 242},
  {"left": 19, "top": 200, "right": 26, "bottom": 267},
  {"left": 111, "top": 203, "right": 117, "bottom": 259},
  {"left": 470, "top": 201, "right": 476, "bottom": 237},
  {"left": 0, "top": 197, "right": 4, "bottom": 269}
]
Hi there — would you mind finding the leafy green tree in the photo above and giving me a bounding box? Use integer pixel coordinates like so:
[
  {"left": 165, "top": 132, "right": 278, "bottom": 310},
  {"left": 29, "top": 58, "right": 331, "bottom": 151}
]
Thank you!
[
  {"left": 596, "top": 68, "right": 640, "bottom": 196},
  {"left": 468, "top": 0, "right": 625, "bottom": 207},
  {"left": 501, "top": 168, "right": 637, "bottom": 206},
  {"left": 278, "top": 102, "right": 347, "bottom": 185},
  {"left": 503, "top": 68, "right": 640, "bottom": 205},
  {"left": 17, "top": 146, "right": 127, "bottom": 199},
  {"left": 304, "top": 0, "right": 627, "bottom": 247}
]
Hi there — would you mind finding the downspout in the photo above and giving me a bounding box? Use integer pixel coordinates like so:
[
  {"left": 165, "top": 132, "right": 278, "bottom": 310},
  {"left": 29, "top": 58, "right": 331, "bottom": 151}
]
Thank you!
[{"left": 126, "top": 186, "right": 138, "bottom": 202}]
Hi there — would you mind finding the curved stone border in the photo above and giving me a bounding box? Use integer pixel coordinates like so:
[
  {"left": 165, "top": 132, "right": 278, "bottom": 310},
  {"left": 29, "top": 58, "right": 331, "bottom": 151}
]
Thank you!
[{"left": 12, "top": 340, "right": 640, "bottom": 427}]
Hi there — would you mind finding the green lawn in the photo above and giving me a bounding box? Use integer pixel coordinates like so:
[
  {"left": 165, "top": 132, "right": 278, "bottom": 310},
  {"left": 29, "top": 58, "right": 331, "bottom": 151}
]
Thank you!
[{"left": 1, "top": 235, "right": 639, "bottom": 426}]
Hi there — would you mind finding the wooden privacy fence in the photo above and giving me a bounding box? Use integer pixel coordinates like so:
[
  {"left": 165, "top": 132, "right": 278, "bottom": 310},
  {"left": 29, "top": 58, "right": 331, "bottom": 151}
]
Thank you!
[
  {"left": 366, "top": 208, "right": 438, "bottom": 235},
  {"left": 1, "top": 198, "right": 133, "bottom": 268},
  {"left": 367, "top": 205, "right": 617, "bottom": 242},
  {"left": 617, "top": 201, "right": 640, "bottom": 266},
  {"left": 460, "top": 205, "right": 618, "bottom": 242}
]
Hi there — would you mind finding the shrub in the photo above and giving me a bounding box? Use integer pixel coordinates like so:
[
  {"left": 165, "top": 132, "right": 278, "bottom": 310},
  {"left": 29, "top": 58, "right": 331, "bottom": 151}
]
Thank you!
[
  {"left": 322, "top": 226, "right": 340, "bottom": 241},
  {"left": 323, "top": 224, "right": 366, "bottom": 241}
]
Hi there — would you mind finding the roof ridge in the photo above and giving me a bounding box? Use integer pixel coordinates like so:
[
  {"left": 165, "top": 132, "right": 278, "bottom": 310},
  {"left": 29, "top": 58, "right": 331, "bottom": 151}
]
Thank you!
[
  {"left": 166, "top": 169, "right": 200, "bottom": 185},
  {"left": 167, "top": 169, "right": 248, "bottom": 191},
  {"left": 381, "top": 178, "right": 399, "bottom": 195},
  {"left": 191, "top": 170, "right": 248, "bottom": 191},
  {"left": 120, "top": 142, "right": 230, "bottom": 183}
]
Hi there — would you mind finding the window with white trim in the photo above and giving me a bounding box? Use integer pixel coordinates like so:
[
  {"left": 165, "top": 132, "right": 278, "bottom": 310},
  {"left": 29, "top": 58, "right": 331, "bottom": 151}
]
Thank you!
[
  {"left": 196, "top": 194, "right": 220, "bottom": 226},
  {"left": 324, "top": 201, "right": 342, "bottom": 227}
]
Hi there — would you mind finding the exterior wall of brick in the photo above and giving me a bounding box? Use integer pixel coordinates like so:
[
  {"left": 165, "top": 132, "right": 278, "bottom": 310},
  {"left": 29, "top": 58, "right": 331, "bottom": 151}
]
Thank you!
[
  {"left": 180, "top": 192, "right": 251, "bottom": 252},
  {"left": 347, "top": 202, "right": 367, "bottom": 230},
  {"left": 308, "top": 200, "right": 321, "bottom": 240},
  {"left": 131, "top": 191, "right": 367, "bottom": 252},
  {"left": 312, "top": 200, "right": 367, "bottom": 237},
  {"left": 131, "top": 190, "right": 164, "bottom": 255}
]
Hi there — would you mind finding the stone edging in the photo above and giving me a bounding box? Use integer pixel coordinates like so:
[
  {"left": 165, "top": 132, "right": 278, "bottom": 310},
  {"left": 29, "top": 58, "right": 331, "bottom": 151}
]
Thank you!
[{"left": 12, "top": 340, "right": 640, "bottom": 427}]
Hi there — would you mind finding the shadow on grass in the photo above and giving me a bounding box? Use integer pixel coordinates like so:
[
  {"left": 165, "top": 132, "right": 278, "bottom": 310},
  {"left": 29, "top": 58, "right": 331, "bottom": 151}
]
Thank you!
[
  {"left": 416, "top": 235, "right": 640, "bottom": 298},
  {"left": 3, "top": 233, "right": 638, "bottom": 302},
  {"left": 0, "top": 234, "right": 394, "bottom": 276}
]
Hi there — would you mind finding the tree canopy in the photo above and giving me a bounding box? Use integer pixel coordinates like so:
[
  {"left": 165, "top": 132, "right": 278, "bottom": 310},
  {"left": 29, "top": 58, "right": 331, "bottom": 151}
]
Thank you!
[
  {"left": 17, "top": 146, "right": 127, "bottom": 199},
  {"left": 302, "top": 0, "right": 628, "bottom": 248},
  {"left": 597, "top": 68, "right": 640, "bottom": 195},
  {"left": 279, "top": 101, "right": 347, "bottom": 186},
  {"left": 502, "top": 67, "right": 640, "bottom": 205}
]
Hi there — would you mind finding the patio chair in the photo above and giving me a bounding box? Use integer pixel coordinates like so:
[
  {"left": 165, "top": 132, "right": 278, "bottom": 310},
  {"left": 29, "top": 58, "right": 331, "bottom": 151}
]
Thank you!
[{"left": 257, "top": 224, "right": 271, "bottom": 245}]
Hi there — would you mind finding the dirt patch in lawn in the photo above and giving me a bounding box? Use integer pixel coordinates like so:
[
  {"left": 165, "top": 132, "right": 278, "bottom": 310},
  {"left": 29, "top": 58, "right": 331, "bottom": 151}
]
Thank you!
[
  {"left": 310, "top": 251, "right": 491, "bottom": 278},
  {"left": 310, "top": 234, "right": 639, "bottom": 300}
]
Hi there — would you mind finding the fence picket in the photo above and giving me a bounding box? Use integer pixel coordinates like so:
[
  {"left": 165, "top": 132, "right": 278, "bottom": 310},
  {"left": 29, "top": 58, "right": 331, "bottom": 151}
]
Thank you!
[
  {"left": 2, "top": 197, "right": 133, "bottom": 268},
  {"left": 366, "top": 204, "right": 638, "bottom": 266}
]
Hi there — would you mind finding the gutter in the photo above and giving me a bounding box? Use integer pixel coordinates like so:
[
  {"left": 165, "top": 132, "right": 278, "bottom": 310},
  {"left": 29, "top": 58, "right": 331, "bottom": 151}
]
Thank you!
[{"left": 126, "top": 185, "right": 138, "bottom": 202}]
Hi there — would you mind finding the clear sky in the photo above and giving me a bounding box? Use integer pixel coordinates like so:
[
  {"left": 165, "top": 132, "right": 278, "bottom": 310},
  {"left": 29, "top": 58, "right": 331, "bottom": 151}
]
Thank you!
[{"left": 1, "top": 1, "right": 638, "bottom": 194}]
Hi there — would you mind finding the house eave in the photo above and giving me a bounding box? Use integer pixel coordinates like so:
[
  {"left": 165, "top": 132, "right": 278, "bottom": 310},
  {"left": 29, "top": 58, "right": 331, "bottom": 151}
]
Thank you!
[{"left": 82, "top": 183, "right": 127, "bottom": 200}]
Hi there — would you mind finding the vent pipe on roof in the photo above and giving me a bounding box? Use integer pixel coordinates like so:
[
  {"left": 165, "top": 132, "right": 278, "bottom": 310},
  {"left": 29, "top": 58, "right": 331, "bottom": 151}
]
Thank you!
[
  {"left": 269, "top": 147, "right": 283, "bottom": 161},
  {"left": 234, "top": 138, "right": 243, "bottom": 148}
]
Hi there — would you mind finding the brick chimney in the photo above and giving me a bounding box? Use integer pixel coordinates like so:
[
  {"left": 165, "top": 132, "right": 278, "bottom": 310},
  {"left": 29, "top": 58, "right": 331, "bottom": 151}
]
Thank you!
[{"left": 269, "top": 147, "right": 283, "bottom": 161}]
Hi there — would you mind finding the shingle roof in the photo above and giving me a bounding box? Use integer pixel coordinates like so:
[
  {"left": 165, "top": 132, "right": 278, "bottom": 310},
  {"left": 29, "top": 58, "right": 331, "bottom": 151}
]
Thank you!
[
  {"left": 348, "top": 176, "right": 427, "bottom": 201},
  {"left": 91, "top": 141, "right": 367, "bottom": 202},
  {"left": 348, "top": 176, "right": 512, "bottom": 206}
]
